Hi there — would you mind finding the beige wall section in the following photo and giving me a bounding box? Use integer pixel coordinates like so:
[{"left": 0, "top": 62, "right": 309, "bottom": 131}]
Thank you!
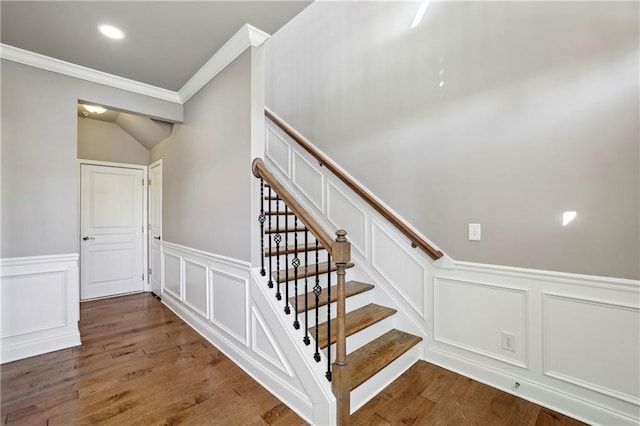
[
  {"left": 1, "top": 59, "right": 182, "bottom": 258},
  {"left": 266, "top": 2, "right": 640, "bottom": 279},
  {"left": 77, "top": 117, "right": 150, "bottom": 165},
  {"left": 150, "top": 50, "right": 252, "bottom": 261}
]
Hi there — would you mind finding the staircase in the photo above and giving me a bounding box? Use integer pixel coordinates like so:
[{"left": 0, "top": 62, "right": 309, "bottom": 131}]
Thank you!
[{"left": 253, "top": 158, "right": 423, "bottom": 425}]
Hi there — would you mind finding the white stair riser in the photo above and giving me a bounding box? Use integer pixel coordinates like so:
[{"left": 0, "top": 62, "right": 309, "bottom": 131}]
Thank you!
[
  {"left": 322, "top": 315, "right": 396, "bottom": 363},
  {"left": 294, "top": 290, "right": 374, "bottom": 329}
]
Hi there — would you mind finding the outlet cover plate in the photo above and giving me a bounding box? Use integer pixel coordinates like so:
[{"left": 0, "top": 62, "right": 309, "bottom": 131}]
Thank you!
[{"left": 502, "top": 331, "right": 516, "bottom": 352}]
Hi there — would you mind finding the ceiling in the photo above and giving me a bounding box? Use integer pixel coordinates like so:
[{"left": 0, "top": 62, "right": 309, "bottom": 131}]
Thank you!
[{"left": 1, "top": 1, "right": 312, "bottom": 91}]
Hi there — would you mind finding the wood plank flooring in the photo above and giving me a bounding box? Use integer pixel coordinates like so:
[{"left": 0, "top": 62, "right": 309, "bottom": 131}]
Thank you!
[
  {"left": 352, "top": 361, "right": 586, "bottom": 426},
  {"left": 0, "top": 293, "right": 305, "bottom": 425},
  {"left": 1, "top": 292, "right": 584, "bottom": 425}
]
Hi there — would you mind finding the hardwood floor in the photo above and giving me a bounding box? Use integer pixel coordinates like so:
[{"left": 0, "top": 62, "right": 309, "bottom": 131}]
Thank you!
[
  {"left": 0, "top": 293, "right": 305, "bottom": 425},
  {"left": 1, "top": 293, "right": 583, "bottom": 425},
  {"left": 352, "top": 362, "right": 585, "bottom": 426}
]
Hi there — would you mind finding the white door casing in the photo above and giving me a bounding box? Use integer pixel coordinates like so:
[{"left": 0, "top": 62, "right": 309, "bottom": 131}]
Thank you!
[
  {"left": 80, "top": 163, "right": 146, "bottom": 300},
  {"left": 149, "top": 160, "right": 163, "bottom": 295}
]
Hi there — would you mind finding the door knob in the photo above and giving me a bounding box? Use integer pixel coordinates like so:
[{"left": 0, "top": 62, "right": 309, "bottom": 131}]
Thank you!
[
  {"left": 153, "top": 236, "right": 161, "bottom": 240},
  {"left": 82, "top": 236, "right": 95, "bottom": 241}
]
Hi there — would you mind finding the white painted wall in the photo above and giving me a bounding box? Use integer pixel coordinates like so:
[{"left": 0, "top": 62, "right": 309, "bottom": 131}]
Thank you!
[
  {"left": 266, "top": 1, "right": 640, "bottom": 280},
  {"left": 150, "top": 50, "right": 252, "bottom": 261}
]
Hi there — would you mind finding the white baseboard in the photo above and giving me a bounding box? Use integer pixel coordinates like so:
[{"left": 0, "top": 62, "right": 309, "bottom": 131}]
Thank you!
[
  {"left": 1, "top": 254, "right": 81, "bottom": 364},
  {"left": 425, "top": 347, "right": 639, "bottom": 426},
  {"left": 1, "top": 331, "right": 81, "bottom": 364}
]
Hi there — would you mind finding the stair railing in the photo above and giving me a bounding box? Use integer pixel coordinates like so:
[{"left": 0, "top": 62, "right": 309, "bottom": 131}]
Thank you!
[
  {"left": 265, "top": 107, "right": 444, "bottom": 261},
  {"left": 252, "top": 158, "right": 352, "bottom": 425}
]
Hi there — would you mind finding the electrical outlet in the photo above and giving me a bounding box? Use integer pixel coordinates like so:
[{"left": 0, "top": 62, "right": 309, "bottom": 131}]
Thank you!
[{"left": 501, "top": 331, "right": 516, "bottom": 352}]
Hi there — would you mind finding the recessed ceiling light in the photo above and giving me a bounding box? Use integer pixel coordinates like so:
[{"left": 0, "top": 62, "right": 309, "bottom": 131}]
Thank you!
[
  {"left": 98, "top": 24, "right": 125, "bottom": 40},
  {"left": 83, "top": 104, "right": 107, "bottom": 114}
]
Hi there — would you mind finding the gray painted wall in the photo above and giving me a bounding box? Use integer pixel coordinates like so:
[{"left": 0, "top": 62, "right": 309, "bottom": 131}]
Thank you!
[
  {"left": 150, "top": 50, "right": 252, "bottom": 261},
  {"left": 1, "top": 59, "right": 182, "bottom": 258},
  {"left": 266, "top": 1, "right": 639, "bottom": 279},
  {"left": 77, "top": 117, "right": 150, "bottom": 165}
]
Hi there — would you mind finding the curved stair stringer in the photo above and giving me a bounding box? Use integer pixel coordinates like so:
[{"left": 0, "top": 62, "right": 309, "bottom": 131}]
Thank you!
[{"left": 250, "top": 268, "right": 336, "bottom": 425}]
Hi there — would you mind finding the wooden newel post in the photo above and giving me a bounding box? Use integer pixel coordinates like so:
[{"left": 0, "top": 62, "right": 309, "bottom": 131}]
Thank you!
[{"left": 332, "top": 229, "right": 351, "bottom": 426}]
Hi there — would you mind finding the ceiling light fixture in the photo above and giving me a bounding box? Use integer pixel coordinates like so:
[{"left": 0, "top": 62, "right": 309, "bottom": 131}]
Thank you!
[
  {"left": 83, "top": 104, "right": 107, "bottom": 114},
  {"left": 98, "top": 24, "right": 125, "bottom": 40}
]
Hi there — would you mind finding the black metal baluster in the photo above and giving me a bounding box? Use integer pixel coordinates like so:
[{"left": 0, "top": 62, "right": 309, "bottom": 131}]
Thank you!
[
  {"left": 326, "top": 252, "right": 332, "bottom": 381},
  {"left": 259, "top": 179, "right": 266, "bottom": 276},
  {"left": 313, "top": 238, "right": 321, "bottom": 362},
  {"left": 292, "top": 216, "right": 300, "bottom": 329},
  {"left": 267, "top": 187, "right": 273, "bottom": 288},
  {"left": 303, "top": 227, "right": 310, "bottom": 345},
  {"left": 284, "top": 205, "right": 291, "bottom": 314},
  {"left": 274, "top": 194, "right": 282, "bottom": 300}
]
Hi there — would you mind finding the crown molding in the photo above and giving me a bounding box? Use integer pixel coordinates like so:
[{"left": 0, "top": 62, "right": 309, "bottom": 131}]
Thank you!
[
  {"left": 178, "top": 24, "right": 270, "bottom": 103},
  {"left": 0, "top": 23, "right": 270, "bottom": 106},
  {"left": 0, "top": 44, "right": 182, "bottom": 104}
]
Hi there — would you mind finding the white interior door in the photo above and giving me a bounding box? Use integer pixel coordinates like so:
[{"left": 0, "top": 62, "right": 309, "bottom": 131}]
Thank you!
[
  {"left": 149, "top": 160, "right": 162, "bottom": 295},
  {"left": 81, "top": 164, "right": 145, "bottom": 300}
]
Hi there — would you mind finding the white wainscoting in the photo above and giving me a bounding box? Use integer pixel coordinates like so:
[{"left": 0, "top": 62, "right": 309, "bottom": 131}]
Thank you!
[
  {"left": 543, "top": 292, "right": 640, "bottom": 405},
  {"left": 433, "top": 277, "right": 528, "bottom": 368},
  {"left": 264, "top": 117, "right": 640, "bottom": 426},
  {"left": 430, "top": 263, "right": 640, "bottom": 426},
  {"left": 0, "top": 254, "right": 81, "bottom": 363},
  {"left": 159, "top": 241, "right": 323, "bottom": 424}
]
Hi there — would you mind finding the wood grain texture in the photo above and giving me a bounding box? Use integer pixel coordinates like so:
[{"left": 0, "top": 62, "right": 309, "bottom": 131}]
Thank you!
[
  {"left": 290, "top": 281, "right": 374, "bottom": 314},
  {"left": 265, "top": 244, "right": 326, "bottom": 257},
  {"left": 310, "top": 304, "right": 397, "bottom": 349},
  {"left": 265, "top": 226, "right": 307, "bottom": 234},
  {"left": 0, "top": 293, "right": 306, "bottom": 425},
  {"left": 274, "top": 261, "right": 354, "bottom": 283},
  {"left": 264, "top": 108, "right": 444, "bottom": 260},
  {"left": 353, "top": 361, "right": 587, "bottom": 426},
  {"left": 348, "top": 329, "right": 423, "bottom": 391}
]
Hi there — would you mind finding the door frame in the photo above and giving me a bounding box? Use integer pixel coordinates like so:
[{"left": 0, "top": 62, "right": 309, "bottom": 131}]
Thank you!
[
  {"left": 148, "top": 159, "right": 163, "bottom": 296},
  {"left": 77, "top": 159, "right": 149, "bottom": 296}
]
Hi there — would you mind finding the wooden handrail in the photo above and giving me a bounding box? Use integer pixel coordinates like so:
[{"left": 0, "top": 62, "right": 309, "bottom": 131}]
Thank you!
[
  {"left": 252, "top": 158, "right": 335, "bottom": 253},
  {"left": 265, "top": 107, "right": 444, "bottom": 261}
]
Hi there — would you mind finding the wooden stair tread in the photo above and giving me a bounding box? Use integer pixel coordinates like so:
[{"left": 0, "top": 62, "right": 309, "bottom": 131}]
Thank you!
[
  {"left": 264, "top": 244, "right": 325, "bottom": 257},
  {"left": 265, "top": 226, "right": 307, "bottom": 234},
  {"left": 348, "top": 329, "right": 422, "bottom": 391},
  {"left": 273, "top": 262, "right": 354, "bottom": 283},
  {"left": 309, "top": 304, "right": 397, "bottom": 349},
  {"left": 290, "top": 281, "right": 374, "bottom": 314}
]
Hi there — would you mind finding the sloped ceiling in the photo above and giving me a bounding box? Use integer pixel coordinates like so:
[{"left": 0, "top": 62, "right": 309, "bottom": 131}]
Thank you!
[{"left": 78, "top": 104, "right": 172, "bottom": 149}]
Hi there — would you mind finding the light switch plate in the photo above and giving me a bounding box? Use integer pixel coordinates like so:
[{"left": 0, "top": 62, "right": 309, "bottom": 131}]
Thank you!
[{"left": 469, "top": 223, "right": 481, "bottom": 241}]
